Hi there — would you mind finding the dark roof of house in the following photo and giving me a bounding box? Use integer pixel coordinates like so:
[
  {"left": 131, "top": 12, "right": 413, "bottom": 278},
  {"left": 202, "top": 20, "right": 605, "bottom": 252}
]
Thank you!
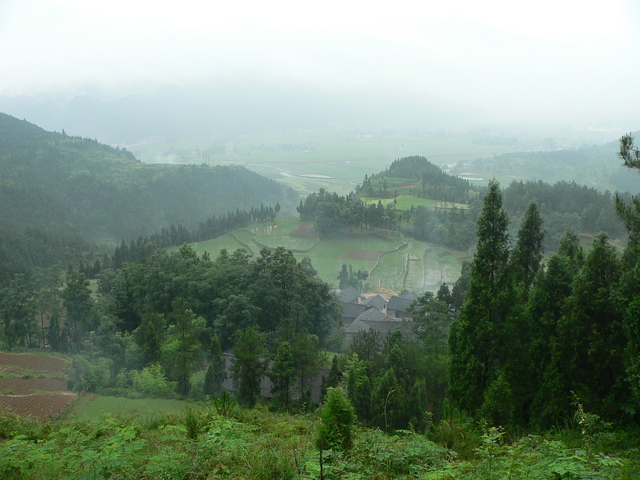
[
  {"left": 401, "top": 292, "right": 419, "bottom": 301},
  {"left": 387, "top": 295, "right": 414, "bottom": 313},
  {"left": 338, "top": 286, "right": 361, "bottom": 304},
  {"left": 362, "top": 294, "right": 387, "bottom": 311},
  {"left": 345, "top": 318, "right": 414, "bottom": 337},
  {"left": 354, "top": 307, "right": 386, "bottom": 323},
  {"left": 343, "top": 303, "right": 368, "bottom": 320}
]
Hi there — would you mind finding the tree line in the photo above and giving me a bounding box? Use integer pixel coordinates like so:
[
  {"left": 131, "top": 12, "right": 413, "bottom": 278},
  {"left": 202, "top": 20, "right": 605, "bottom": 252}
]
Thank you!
[
  {"left": 297, "top": 156, "right": 625, "bottom": 255},
  {"left": 1, "top": 244, "right": 343, "bottom": 408},
  {"left": 448, "top": 147, "right": 640, "bottom": 429}
]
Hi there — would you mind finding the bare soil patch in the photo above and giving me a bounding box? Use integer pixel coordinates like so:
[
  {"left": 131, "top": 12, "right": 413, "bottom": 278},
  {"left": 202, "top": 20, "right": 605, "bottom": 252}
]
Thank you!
[
  {"left": 0, "top": 352, "right": 73, "bottom": 421},
  {"left": 0, "top": 352, "right": 68, "bottom": 373},
  {"left": 0, "top": 377, "right": 67, "bottom": 395},
  {"left": 0, "top": 393, "right": 77, "bottom": 422},
  {"left": 292, "top": 222, "right": 319, "bottom": 237},
  {"left": 340, "top": 250, "right": 386, "bottom": 261}
]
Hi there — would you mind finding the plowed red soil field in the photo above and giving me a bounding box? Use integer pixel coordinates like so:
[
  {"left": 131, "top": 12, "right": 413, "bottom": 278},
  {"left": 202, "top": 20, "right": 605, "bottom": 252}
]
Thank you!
[
  {"left": 0, "top": 393, "right": 77, "bottom": 422},
  {"left": 0, "top": 352, "right": 74, "bottom": 421},
  {"left": 0, "top": 352, "right": 67, "bottom": 372},
  {"left": 0, "top": 377, "right": 67, "bottom": 394}
]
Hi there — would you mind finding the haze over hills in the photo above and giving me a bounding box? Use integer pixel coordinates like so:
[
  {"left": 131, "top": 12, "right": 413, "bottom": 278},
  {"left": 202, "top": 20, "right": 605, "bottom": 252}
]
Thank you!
[
  {"left": 0, "top": 82, "right": 483, "bottom": 145},
  {"left": 2, "top": 83, "right": 635, "bottom": 200},
  {"left": 0, "top": 113, "right": 299, "bottom": 281}
]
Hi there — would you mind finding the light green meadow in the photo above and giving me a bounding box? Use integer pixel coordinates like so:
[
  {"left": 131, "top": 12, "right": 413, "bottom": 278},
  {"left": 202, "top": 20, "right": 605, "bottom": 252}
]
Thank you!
[
  {"left": 67, "top": 394, "right": 187, "bottom": 423},
  {"left": 190, "top": 218, "right": 469, "bottom": 293},
  {"left": 362, "top": 195, "right": 470, "bottom": 211}
]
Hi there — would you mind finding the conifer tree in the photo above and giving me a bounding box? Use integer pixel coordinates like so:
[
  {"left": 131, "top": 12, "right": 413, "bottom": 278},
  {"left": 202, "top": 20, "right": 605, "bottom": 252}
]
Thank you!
[
  {"left": 510, "top": 201, "right": 544, "bottom": 294},
  {"left": 553, "top": 234, "right": 627, "bottom": 419},
  {"left": 204, "top": 334, "right": 227, "bottom": 397},
  {"left": 164, "top": 304, "right": 206, "bottom": 397},
  {"left": 232, "top": 327, "right": 266, "bottom": 408},
  {"left": 270, "top": 340, "right": 296, "bottom": 410},
  {"left": 449, "top": 180, "right": 511, "bottom": 414},
  {"left": 615, "top": 135, "right": 640, "bottom": 410},
  {"left": 527, "top": 251, "right": 576, "bottom": 427},
  {"left": 347, "top": 355, "right": 372, "bottom": 422},
  {"left": 501, "top": 201, "right": 544, "bottom": 425}
]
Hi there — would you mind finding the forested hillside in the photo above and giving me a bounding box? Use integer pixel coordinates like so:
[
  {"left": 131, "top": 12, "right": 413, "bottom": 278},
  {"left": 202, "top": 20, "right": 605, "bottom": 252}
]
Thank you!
[
  {"left": 1, "top": 137, "right": 640, "bottom": 479},
  {"left": 297, "top": 155, "right": 626, "bottom": 252},
  {"left": 0, "top": 113, "right": 298, "bottom": 281}
]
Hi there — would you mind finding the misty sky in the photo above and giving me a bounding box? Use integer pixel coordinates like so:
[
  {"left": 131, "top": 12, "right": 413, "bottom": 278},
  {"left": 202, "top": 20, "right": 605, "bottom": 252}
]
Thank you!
[{"left": 1, "top": 0, "right": 639, "bottom": 128}]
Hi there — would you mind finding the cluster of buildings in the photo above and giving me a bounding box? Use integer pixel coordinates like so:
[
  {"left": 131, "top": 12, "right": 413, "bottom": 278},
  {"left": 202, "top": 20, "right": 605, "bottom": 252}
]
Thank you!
[{"left": 339, "top": 287, "right": 418, "bottom": 344}]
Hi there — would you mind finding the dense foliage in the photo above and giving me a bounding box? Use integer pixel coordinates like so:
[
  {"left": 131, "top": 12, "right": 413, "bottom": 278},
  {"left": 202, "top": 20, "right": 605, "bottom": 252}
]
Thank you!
[
  {"left": 3, "top": 120, "right": 640, "bottom": 477},
  {"left": 297, "top": 156, "right": 625, "bottom": 255},
  {"left": 366, "top": 156, "right": 478, "bottom": 203},
  {"left": 448, "top": 149, "right": 640, "bottom": 430}
]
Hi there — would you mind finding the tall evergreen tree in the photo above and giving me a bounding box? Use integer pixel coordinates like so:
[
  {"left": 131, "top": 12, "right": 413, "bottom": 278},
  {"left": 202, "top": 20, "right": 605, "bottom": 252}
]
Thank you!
[
  {"left": 615, "top": 135, "right": 640, "bottom": 414},
  {"left": 163, "top": 304, "right": 206, "bottom": 397},
  {"left": 554, "top": 234, "right": 627, "bottom": 419},
  {"left": 510, "top": 201, "right": 545, "bottom": 294},
  {"left": 269, "top": 340, "right": 296, "bottom": 410},
  {"left": 499, "top": 201, "right": 545, "bottom": 425},
  {"left": 204, "top": 334, "right": 227, "bottom": 397},
  {"left": 232, "top": 327, "right": 266, "bottom": 408},
  {"left": 527, "top": 251, "right": 577, "bottom": 428},
  {"left": 449, "top": 180, "right": 512, "bottom": 414},
  {"left": 62, "top": 269, "right": 95, "bottom": 350}
]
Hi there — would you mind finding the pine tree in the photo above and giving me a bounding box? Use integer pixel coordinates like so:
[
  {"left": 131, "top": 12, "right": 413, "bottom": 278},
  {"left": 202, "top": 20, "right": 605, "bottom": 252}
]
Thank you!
[
  {"left": 321, "top": 355, "right": 341, "bottom": 402},
  {"left": 347, "top": 355, "right": 372, "bottom": 423},
  {"left": 449, "top": 180, "right": 512, "bottom": 414},
  {"left": 270, "top": 340, "right": 296, "bottom": 410},
  {"left": 555, "top": 233, "right": 628, "bottom": 419},
  {"left": 510, "top": 201, "right": 544, "bottom": 294},
  {"left": 232, "top": 327, "right": 266, "bottom": 408},
  {"left": 614, "top": 135, "right": 640, "bottom": 412},
  {"left": 499, "top": 201, "right": 545, "bottom": 426},
  {"left": 527, "top": 252, "right": 576, "bottom": 427},
  {"left": 62, "top": 269, "right": 95, "bottom": 350},
  {"left": 164, "top": 305, "right": 206, "bottom": 397},
  {"left": 204, "top": 334, "right": 227, "bottom": 397}
]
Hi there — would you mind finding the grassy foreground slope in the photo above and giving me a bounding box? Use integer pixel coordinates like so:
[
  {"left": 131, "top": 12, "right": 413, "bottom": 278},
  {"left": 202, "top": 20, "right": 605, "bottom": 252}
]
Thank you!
[{"left": 2, "top": 394, "right": 637, "bottom": 479}]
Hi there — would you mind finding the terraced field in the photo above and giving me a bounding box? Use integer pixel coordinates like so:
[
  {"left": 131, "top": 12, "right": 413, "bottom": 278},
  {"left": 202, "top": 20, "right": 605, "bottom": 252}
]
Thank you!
[
  {"left": 362, "top": 194, "right": 470, "bottom": 211},
  {"left": 189, "top": 218, "right": 469, "bottom": 293},
  {"left": 0, "top": 352, "right": 77, "bottom": 421}
]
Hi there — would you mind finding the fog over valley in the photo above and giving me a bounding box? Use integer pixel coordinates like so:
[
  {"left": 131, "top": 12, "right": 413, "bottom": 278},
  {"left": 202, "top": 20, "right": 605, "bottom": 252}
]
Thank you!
[{"left": 1, "top": 0, "right": 639, "bottom": 143}]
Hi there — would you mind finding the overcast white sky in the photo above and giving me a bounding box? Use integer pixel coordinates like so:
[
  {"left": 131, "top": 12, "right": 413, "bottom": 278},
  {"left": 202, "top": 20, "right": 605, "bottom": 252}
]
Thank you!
[{"left": 1, "top": 0, "right": 639, "bottom": 127}]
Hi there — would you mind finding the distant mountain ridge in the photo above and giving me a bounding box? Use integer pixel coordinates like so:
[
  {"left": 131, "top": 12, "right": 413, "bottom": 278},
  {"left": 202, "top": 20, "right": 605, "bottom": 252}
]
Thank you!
[{"left": 0, "top": 82, "right": 479, "bottom": 144}]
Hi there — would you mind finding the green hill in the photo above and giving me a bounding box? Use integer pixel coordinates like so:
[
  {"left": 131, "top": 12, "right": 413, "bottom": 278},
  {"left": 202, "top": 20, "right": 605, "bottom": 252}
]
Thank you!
[{"left": 0, "top": 113, "right": 299, "bottom": 282}]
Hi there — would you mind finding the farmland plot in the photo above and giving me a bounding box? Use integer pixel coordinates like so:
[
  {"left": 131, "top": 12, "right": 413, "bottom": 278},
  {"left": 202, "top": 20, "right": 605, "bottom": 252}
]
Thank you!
[
  {"left": 0, "top": 352, "right": 76, "bottom": 421},
  {"left": 0, "top": 393, "right": 76, "bottom": 422},
  {"left": 190, "top": 219, "right": 468, "bottom": 292}
]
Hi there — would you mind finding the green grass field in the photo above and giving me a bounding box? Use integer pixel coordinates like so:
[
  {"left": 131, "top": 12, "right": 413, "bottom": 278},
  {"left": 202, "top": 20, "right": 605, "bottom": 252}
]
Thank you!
[
  {"left": 189, "top": 218, "right": 469, "bottom": 293},
  {"left": 362, "top": 195, "right": 470, "bottom": 211},
  {"left": 67, "top": 394, "right": 187, "bottom": 423}
]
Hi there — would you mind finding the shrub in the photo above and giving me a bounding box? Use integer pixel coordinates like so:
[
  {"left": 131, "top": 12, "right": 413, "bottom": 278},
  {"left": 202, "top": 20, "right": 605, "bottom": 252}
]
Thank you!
[
  {"left": 188, "top": 370, "right": 206, "bottom": 400},
  {"left": 130, "top": 363, "right": 174, "bottom": 398},
  {"left": 316, "top": 387, "right": 355, "bottom": 452},
  {"left": 66, "top": 356, "right": 108, "bottom": 392}
]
